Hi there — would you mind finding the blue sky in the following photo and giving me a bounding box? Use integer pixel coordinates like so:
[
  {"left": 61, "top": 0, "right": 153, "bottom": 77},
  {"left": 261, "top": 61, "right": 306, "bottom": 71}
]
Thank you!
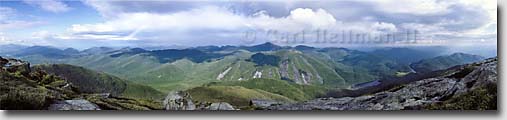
[{"left": 0, "top": 0, "right": 497, "bottom": 49}]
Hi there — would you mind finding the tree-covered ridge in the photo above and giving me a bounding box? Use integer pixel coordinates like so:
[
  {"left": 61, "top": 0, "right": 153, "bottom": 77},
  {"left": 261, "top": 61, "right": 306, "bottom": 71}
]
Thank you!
[
  {"left": 33, "top": 64, "right": 164, "bottom": 100},
  {"left": 248, "top": 53, "right": 281, "bottom": 66},
  {"left": 111, "top": 48, "right": 231, "bottom": 63}
]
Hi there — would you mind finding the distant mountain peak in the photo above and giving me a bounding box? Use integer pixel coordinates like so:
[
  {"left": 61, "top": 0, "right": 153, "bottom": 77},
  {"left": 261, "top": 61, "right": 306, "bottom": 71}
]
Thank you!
[
  {"left": 450, "top": 52, "right": 480, "bottom": 57},
  {"left": 260, "top": 42, "right": 276, "bottom": 45},
  {"left": 245, "top": 42, "right": 282, "bottom": 52},
  {"left": 294, "top": 45, "right": 315, "bottom": 51}
]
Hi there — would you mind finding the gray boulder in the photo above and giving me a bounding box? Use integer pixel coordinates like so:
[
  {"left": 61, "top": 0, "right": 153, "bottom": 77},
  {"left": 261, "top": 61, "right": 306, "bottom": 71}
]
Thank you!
[
  {"left": 163, "top": 91, "right": 195, "bottom": 110},
  {"left": 208, "top": 102, "right": 235, "bottom": 110}
]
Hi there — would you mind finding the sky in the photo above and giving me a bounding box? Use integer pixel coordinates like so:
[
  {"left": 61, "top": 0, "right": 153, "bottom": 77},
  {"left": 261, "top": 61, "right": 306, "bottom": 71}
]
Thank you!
[{"left": 0, "top": 0, "right": 498, "bottom": 49}]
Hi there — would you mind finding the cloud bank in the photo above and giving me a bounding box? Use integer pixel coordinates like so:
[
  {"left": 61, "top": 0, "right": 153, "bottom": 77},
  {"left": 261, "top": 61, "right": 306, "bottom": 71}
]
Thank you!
[{"left": 0, "top": 0, "right": 497, "bottom": 48}]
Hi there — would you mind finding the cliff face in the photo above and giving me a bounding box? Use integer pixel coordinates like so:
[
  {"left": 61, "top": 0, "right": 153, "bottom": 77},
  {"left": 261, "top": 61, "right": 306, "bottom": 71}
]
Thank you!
[{"left": 268, "top": 57, "right": 497, "bottom": 110}]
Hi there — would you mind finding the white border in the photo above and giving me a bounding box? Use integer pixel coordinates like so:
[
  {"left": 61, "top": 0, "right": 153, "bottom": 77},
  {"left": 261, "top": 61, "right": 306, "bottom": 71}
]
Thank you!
[{"left": 1, "top": 0, "right": 505, "bottom": 120}]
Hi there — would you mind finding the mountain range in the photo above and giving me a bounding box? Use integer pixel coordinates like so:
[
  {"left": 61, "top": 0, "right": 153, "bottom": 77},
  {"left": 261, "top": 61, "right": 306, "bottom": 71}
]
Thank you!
[{"left": 0, "top": 42, "right": 491, "bottom": 109}]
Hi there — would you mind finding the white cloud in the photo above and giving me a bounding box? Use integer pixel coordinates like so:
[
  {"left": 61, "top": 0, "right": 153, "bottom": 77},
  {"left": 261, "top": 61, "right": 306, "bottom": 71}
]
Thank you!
[
  {"left": 23, "top": 0, "right": 71, "bottom": 13},
  {"left": 0, "top": 7, "right": 40, "bottom": 30},
  {"left": 248, "top": 8, "right": 337, "bottom": 32},
  {"left": 66, "top": 6, "right": 398, "bottom": 41},
  {"left": 455, "top": 0, "right": 497, "bottom": 37},
  {"left": 0, "top": 7, "right": 16, "bottom": 21},
  {"left": 10, "top": 0, "right": 493, "bottom": 47},
  {"left": 31, "top": 30, "right": 53, "bottom": 39},
  {"left": 369, "top": 0, "right": 452, "bottom": 15},
  {"left": 71, "top": 6, "right": 247, "bottom": 33},
  {"left": 0, "top": 19, "right": 45, "bottom": 30},
  {"left": 82, "top": 0, "right": 121, "bottom": 18}
]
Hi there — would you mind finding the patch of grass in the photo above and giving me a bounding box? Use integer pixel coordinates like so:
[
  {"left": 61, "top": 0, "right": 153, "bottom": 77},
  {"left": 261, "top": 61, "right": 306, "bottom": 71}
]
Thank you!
[
  {"left": 121, "top": 82, "right": 165, "bottom": 100},
  {"left": 86, "top": 95, "right": 164, "bottom": 110},
  {"left": 208, "top": 78, "right": 328, "bottom": 101},
  {"left": 187, "top": 86, "right": 294, "bottom": 107}
]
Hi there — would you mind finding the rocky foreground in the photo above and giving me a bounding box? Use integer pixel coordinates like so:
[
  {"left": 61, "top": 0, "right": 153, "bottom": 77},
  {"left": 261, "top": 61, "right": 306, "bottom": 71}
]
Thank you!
[
  {"left": 267, "top": 57, "right": 497, "bottom": 110},
  {"left": 0, "top": 56, "right": 164, "bottom": 110},
  {"left": 0, "top": 56, "right": 237, "bottom": 110}
]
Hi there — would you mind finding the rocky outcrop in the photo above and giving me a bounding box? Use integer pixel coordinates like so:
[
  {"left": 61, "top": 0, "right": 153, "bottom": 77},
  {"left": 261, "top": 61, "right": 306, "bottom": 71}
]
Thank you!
[
  {"left": 268, "top": 58, "right": 497, "bottom": 110},
  {"left": 277, "top": 58, "right": 323, "bottom": 85},
  {"left": 207, "top": 102, "right": 235, "bottom": 110},
  {"left": 163, "top": 91, "right": 195, "bottom": 110},
  {"left": 291, "top": 63, "right": 302, "bottom": 84},
  {"left": 250, "top": 99, "right": 283, "bottom": 108},
  {"left": 279, "top": 60, "right": 290, "bottom": 81},
  {"left": 161, "top": 91, "right": 236, "bottom": 110},
  {"left": 1, "top": 57, "right": 164, "bottom": 110},
  {"left": 49, "top": 99, "right": 101, "bottom": 110},
  {"left": 253, "top": 70, "right": 262, "bottom": 78},
  {"left": 0, "top": 56, "right": 31, "bottom": 75},
  {"left": 1, "top": 57, "right": 79, "bottom": 110},
  {"left": 216, "top": 67, "right": 232, "bottom": 80}
]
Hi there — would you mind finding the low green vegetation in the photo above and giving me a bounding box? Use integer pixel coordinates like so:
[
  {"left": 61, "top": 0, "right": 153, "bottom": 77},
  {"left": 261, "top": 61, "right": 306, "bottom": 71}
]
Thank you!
[
  {"left": 206, "top": 78, "right": 328, "bottom": 101},
  {"left": 425, "top": 83, "right": 497, "bottom": 110},
  {"left": 33, "top": 64, "right": 164, "bottom": 100},
  {"left": 249, "top": 53, "right": 281, "bottom": 66},
  {"left": 85, "top": 95, "right": 164, "bottom": 110},
  {"left": 186, "top": 78, "right": 329, "bottom": 107},
  {"left": 1, "top": 64, "right": 77, "bottom": 109},
  {"left": 187, "top": 86, "right": 294, "bottom": 107}
]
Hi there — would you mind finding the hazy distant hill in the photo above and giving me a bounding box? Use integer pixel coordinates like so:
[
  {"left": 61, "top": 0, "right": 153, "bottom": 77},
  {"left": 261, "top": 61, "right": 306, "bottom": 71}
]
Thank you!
[
  {"left": 13, "top": 46, "right": 77, "bottom": 58},
  {"left": 0, "top": 45, "right": 83, "bottom": 64},
  {"left": 0, "top": 44, "right": 28, "bottom": 55},
  {"left": 80, "top": 47, "right": 117, "bottom": 55},
  {"left": 410, "top": 53, "right": 485, "bottom": 73},
  {"left": 243, "top": 42, "right": 283, "bottom": 52},
  {"left": 370, "top": 47, "right": 444, "bottom": 64}
]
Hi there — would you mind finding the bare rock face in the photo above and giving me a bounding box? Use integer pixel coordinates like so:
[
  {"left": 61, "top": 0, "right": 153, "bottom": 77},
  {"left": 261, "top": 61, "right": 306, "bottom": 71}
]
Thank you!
[
  {"left": 163, "top": 91, "right": 195, "bottom": 110},
  {"left": 268, "top": 58, "right": 497, "bottom": 110},
  {"left": 48, "top": 99, "right": 101, "bottom": 110},
  {"left": 207, "top": 102, "right": 235, "bottom": 110}
]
